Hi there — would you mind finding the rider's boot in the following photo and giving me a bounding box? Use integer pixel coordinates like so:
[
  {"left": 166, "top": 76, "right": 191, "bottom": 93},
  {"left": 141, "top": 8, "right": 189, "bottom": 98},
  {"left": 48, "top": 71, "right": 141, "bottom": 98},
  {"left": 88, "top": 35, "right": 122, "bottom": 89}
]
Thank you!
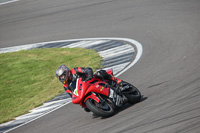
[{"left": 96, "top": 70, "right": 123, "bottom": 87}]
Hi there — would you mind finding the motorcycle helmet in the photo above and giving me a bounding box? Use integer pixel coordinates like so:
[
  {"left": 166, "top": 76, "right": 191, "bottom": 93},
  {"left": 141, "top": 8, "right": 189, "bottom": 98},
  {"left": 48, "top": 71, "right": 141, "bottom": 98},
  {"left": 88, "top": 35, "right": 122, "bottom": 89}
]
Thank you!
[{"left": 56, "top": 65, "right": 70, "bottom": 84}]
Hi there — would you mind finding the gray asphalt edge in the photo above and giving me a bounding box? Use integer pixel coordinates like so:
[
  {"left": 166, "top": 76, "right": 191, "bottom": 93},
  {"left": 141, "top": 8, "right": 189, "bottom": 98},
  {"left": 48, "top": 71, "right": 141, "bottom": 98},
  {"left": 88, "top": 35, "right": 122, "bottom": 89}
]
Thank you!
[{"left": 0, "top": 38, "right": 143, "bottom": 133}]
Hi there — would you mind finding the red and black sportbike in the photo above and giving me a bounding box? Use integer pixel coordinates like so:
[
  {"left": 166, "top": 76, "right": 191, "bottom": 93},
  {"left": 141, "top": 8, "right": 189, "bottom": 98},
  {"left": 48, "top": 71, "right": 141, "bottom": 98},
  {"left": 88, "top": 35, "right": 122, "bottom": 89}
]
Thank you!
[{"left": 68, "top": 69, "right": 141, "bottom": 117}]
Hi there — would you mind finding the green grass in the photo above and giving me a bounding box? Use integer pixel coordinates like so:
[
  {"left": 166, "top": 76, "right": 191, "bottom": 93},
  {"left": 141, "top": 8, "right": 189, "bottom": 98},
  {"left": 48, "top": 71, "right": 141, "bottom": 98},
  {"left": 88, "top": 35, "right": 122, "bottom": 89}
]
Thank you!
[{"left": 0, "top": 48, "right": 102, "bottom": 124}]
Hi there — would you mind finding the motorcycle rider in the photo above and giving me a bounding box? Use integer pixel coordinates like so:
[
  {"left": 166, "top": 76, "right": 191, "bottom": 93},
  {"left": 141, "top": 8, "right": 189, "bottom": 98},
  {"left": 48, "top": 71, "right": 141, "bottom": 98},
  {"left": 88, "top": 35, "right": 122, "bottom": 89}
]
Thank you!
[{"left": 56, "top": 64, "right": 124, "bottom": 111}]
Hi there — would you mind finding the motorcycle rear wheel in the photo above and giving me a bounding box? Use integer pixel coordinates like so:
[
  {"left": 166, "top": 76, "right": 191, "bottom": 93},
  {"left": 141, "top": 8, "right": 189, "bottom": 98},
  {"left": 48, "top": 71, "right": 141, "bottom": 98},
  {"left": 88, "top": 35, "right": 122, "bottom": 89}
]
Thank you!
[
  {"left": 122, "top": 82, "right": 141, "bottom": 104},
  {"left": 85, "top": 97, "right": 115, "bottom": 117}
]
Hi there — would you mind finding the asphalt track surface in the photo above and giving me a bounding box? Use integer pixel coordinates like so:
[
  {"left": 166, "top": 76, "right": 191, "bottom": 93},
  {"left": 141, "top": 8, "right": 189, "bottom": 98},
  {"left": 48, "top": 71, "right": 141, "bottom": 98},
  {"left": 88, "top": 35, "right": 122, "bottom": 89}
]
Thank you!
[{"left": 0, "top": 0, "right": 200, "bottom": 133}]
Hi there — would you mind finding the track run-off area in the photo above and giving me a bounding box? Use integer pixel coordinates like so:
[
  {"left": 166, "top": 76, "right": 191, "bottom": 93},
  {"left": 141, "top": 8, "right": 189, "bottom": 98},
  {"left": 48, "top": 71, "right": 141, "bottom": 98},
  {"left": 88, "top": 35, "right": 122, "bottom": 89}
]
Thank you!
[{"left": 0, "top": 0, "right": 200, "bottom": 133}]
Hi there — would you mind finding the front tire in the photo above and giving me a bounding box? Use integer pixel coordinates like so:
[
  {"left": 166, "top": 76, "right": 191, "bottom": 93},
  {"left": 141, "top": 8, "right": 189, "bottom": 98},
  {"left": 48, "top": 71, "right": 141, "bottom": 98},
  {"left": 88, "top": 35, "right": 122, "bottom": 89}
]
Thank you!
[{"left": 85, "top": 97, "right": 115, "bottom": 117}]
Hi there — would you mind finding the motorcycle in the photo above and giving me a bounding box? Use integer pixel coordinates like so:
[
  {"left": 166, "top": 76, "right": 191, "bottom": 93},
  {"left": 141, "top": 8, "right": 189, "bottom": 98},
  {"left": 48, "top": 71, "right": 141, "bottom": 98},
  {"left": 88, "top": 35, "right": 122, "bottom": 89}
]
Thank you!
[{"left": 67, "top": 68, "right": 141, "bottom": 117}]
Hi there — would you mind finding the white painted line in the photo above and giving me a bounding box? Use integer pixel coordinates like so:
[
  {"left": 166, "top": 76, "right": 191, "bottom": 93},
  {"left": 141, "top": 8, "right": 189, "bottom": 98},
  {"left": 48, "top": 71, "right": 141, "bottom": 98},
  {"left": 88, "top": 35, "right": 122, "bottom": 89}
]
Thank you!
[
  {"left": 0, "top": 38, "right": 135, "bottom": 54},
  {"left": 0, "top": 0, "right": 19, "bottom": 6},
  {"left": 0, "top": 121, "right": 13, "bottom": 127},
  {"left": 79, "top": 40, "right": 109, "bottom": 48},
  {"left": 63, "top": 41, "right": 94, "bottom": 48},
  {"left": 98, "top": 45, "right": 134, "bottom": 58},
  {"left": 30, "top": 104, "right": 62, "bottom": 113},
  {"left": 43, "top": 99, "right": 67, "bottom": 106},
  {"left": 98, "top": 44, "right": 133, "bottom": 55},
  {"left": 4, "top": 99, "right": 72, "bottom": 133},
  {"left": 15, "top": 113, "right": 43, "bottom": 120},
  {"left": 0, "top": 43, "right": 46, "bottom": 53},
  {"left": 115, "top": 38, "right": 143, "bottom": 77},
  {"left": 102, "top": 62, "right": 130, "bottom": 75},
  {"left": 62, "top": 40, "right": 110, "bottom": 48}
]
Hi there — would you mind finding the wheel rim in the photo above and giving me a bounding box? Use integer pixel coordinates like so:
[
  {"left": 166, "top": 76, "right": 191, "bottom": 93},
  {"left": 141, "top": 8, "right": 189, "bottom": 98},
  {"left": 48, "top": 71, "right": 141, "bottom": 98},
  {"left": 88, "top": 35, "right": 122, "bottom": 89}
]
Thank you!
[
  {"left": 90, "top": 99, "right": 113, "bottom": 112},
  {"left": 130, "top": 88, "right": 140, "bottom": 96}
]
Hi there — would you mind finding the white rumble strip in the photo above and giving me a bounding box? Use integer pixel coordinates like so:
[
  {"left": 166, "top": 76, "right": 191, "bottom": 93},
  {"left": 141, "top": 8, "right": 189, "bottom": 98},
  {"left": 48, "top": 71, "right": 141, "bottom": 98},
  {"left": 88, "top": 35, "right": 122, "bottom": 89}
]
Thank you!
[
  {"left": 0, "top": 38, "right": 143, "bottom": 133},
  {"left": 0, "top": 0, "right": 19, "bottom": 6}
]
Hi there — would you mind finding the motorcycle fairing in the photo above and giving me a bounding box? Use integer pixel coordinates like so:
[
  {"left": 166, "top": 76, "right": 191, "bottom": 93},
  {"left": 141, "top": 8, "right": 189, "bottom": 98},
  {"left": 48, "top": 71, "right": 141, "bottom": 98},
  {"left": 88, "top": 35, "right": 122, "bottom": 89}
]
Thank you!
[
  {"left": 83, "top": 93, "right": 100, "bottom": 103},
  {"left": 72, "top": 78, "right": 89, "bottom": 104},
  {"left": 72, "top": 78, "right": 110, "bottom": 106},
  {"left": 85, "top": 81, "right": 109, "bottom": 97},
  {"left": 68, "top": 78, "right": 78, "bottom": 94}
]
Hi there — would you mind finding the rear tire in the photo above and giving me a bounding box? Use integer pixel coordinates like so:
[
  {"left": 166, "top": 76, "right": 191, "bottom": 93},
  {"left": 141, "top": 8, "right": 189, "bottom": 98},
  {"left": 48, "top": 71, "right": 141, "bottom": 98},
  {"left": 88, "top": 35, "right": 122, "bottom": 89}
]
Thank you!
[
  {"left": 85, "top": 97, "right": 115, "bottom": 117},
  {"left": 122, "top": 82, "right": 141, "bottom": 104}
]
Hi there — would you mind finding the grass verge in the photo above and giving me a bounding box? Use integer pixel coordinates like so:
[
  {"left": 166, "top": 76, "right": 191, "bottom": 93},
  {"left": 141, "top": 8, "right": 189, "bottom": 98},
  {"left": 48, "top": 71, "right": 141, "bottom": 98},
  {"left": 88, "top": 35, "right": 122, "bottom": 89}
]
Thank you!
[{"left": 0, "top": 48, "right": 102, "bottom": 124}]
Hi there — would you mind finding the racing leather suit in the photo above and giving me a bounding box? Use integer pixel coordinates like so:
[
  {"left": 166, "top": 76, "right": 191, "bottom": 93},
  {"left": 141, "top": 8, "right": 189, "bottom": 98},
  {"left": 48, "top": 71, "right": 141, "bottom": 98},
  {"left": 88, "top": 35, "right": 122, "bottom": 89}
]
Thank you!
[{"left": 63, "top": 67, "right": 93, "bottom": 97}]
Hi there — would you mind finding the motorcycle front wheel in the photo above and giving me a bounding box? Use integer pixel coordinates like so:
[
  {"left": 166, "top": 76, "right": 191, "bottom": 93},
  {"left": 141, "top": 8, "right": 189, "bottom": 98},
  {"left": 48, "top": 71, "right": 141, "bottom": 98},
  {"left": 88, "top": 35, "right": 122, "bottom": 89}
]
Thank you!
[{"left": 85, "top": 97, "right": 115, "bottom": 117}]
